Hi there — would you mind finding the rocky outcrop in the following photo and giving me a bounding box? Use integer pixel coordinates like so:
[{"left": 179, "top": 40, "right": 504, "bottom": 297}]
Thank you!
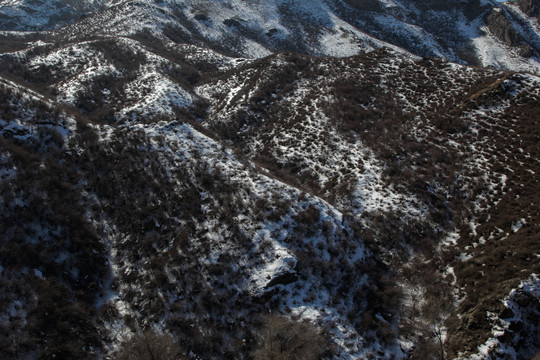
[
  {"left": 518, "top": 0, "right": 540, "bottom": 19},
  {"left": 486, "top": 8, "right": 521, "bottom": 47}
]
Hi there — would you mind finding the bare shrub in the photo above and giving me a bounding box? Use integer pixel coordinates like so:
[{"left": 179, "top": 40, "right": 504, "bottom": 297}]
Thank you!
[
  {"left": 114, "top": 330, "right": 184, "bottom": 360},
  {"left": 251, "top": 315, "right": 325, "bottom": 360}
]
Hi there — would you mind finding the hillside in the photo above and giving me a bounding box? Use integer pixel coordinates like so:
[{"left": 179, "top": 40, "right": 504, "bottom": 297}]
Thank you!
[
  {"left": 2, "top": 0, "right": 540, "bottom": 72},
  {"left": 0, "top": 1, "right": 539, "bottom": 360}
]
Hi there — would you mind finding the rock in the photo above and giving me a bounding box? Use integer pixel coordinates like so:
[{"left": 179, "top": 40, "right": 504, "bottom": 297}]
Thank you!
[
  {"left": 518, "top": 0, "right": 540, "bottom": 19},
  {"left": 485, "top": 9, "right": 521, "bottom": 47},
  {"left": 265, "top": 271, "right": 298, "bottom": 289},
  {"left": 499, "top": 307, "right": 515, "bottom": 319}
]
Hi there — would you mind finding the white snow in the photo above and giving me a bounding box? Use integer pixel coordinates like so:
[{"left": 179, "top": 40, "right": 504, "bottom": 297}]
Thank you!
[
  {"left": 511, "top": 218, "right": 526, "bottom": 233},
  {"left": 457, "top": 16, "right": 540, "bottom": 74},
  {"left": 33, "top": 269, "right": 43, "bottom": 279},
  {"left": 439, "top": 231, "right": 460, "bottom": 250},
  {"left": 118, "top": 70, "right": 193, "bottom": 120},
  {"left": 249, "top": 239, "right": 297, "bottom": 294},
  {"left": 462, "top": 274, "right": 540, "bottom": 360}
]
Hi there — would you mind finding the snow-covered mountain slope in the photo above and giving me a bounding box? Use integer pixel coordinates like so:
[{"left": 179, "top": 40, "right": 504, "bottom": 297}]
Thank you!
[
  {"left": 0, "top": 69, "right": 396, "bottom": 359},
  {"left": 0, "top": 0, "right": 109, "bottom": 31},
  {"left": 0, "top": 1, "right": 539, "bottom": 360},
  {"left": 1, "top": 21, "right": 539, "bottom": 357},
  {"left": 2, "top": 0, "right": 540, "bottom": 72},
  {"left": 196, "top": 48, "right": 540, "bottom": 357},
  {"left": 0, "top": 36, "right": 211, "bottom": 123}
]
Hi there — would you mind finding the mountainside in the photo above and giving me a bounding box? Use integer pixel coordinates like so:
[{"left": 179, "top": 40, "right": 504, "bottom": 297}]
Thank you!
[
  {"left": 0, "top": 0, "right": 109, "bottom": 30},
  {"left": 2, "top": 0, "right": 540, "bottom": 72},
  {"left": 0, "top": 1, "right": 539, "bottom": 360}
]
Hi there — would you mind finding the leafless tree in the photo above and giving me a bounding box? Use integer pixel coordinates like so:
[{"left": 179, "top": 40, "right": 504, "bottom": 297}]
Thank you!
[
  {"left": 114, "top": 330, "right": 184, "bottom": 360},
  {"left": 251, "top": 314, "right": 324, "bottom": 360}
]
